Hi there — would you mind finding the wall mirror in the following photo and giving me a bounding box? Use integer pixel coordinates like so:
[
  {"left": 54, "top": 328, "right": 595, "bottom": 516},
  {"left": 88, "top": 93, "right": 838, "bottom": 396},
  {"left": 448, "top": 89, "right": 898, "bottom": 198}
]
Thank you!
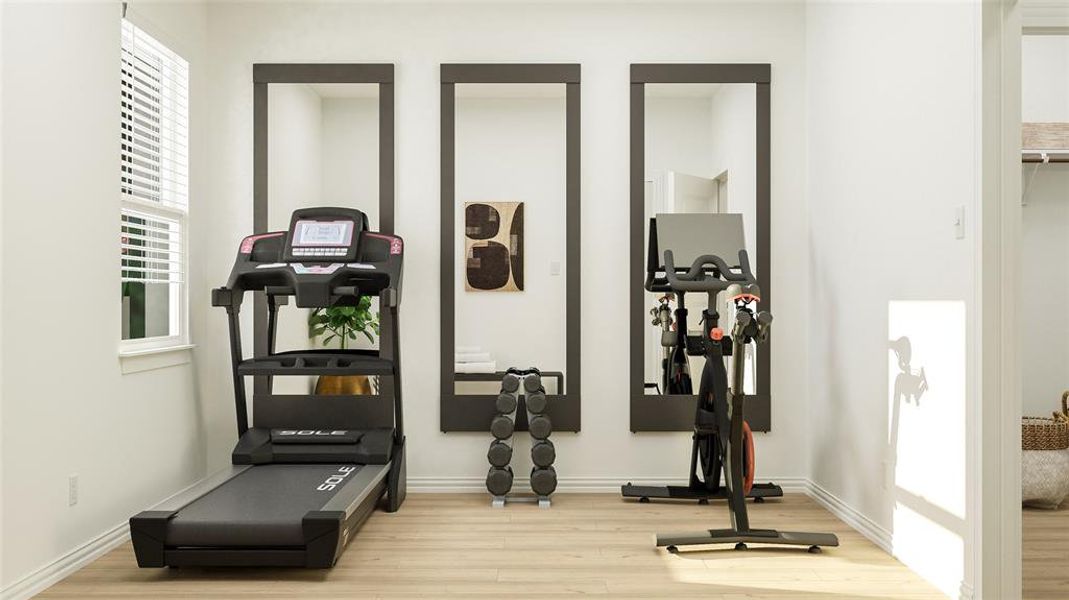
[
  {"left": 630, "top": 64, "right": 771, "bottom": 432},
  {"left": 252, "top": 64, "right": 395, "bottom": 424},
  {"left": 440, "top": 65, "right": 581, "bottom": 432}
]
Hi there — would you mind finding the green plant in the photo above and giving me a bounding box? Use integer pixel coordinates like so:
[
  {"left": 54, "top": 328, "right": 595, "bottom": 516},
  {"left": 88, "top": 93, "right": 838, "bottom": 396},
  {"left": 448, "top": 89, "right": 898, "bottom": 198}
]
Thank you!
[{"left": 308, "top": 298, "right": 379, "bottom": 350}]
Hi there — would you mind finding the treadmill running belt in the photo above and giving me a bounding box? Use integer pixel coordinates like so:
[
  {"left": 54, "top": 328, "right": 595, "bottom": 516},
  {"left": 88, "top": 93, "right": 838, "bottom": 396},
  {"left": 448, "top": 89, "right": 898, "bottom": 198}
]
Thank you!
[{"left": 166, "top": 464, "right": 361, "bottom": 547}]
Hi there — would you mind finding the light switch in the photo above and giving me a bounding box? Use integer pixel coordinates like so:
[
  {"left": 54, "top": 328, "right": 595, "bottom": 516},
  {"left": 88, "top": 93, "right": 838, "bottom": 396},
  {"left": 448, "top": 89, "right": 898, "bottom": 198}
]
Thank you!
[
  {"left": 550, "top": 261, "right": 561, "bottom": 276},
  {"left": 954, "top": 205, "right": 965, "bottom": 240}
]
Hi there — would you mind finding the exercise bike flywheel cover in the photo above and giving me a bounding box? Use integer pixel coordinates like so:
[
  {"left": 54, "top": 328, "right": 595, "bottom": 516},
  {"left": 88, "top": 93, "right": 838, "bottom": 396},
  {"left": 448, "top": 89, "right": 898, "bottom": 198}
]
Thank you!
[{"left": 742, "top": 421, "right": 755, "bottom": 495}]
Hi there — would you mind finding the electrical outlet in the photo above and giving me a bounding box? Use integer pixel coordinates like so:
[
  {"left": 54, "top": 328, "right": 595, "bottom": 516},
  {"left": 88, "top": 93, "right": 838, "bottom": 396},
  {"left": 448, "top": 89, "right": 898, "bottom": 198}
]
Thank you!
[
  {"left": 68, "top": 475, "right": 78, "bottom": 506},
  {"left": 550, "top": 261, "right": 561, "bottom": 276},
  {"left": 954, "top": 205, "right": 966, "bottom": 240}
]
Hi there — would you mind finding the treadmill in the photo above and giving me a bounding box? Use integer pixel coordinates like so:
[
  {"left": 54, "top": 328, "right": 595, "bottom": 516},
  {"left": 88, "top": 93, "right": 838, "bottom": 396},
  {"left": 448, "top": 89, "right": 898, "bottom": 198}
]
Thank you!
[{"left": 130, "top": 207, "right": 406, "bottom": 568}]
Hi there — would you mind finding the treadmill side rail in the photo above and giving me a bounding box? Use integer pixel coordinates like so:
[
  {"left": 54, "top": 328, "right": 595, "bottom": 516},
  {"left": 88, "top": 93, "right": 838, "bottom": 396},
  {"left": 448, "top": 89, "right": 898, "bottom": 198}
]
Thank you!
[
  {"left": 320, "top": 463, "right": 390, "bottom": 517},
  {"left": 130, "top": 510, "right": 176, "bottom": 567},
  {"left": 146, "top": 466, "right": 252, "bottom": 512}
]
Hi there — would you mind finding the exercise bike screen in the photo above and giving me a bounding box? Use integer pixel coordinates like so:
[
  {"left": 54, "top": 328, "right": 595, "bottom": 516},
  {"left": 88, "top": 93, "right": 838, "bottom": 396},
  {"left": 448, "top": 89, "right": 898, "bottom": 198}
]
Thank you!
[{"left": 293, "top": 220, "right": 354, "bottom": 247}]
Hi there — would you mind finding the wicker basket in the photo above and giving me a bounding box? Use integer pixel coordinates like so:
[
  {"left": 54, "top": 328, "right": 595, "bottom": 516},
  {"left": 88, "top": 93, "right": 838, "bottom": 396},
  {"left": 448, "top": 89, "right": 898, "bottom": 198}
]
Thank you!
[{"left": 1022, "top": 392, "right": 1069, "bottom": 451}]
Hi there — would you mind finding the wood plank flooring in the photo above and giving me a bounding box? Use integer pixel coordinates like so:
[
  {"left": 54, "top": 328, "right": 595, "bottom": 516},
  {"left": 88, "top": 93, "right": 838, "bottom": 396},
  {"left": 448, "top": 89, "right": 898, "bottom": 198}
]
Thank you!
[
  {"left": 1024, "top": 502, "right": 1069, "bottom": 599},
  {"left": 38, "top": 493, "right": 944, "bottom": 599}
]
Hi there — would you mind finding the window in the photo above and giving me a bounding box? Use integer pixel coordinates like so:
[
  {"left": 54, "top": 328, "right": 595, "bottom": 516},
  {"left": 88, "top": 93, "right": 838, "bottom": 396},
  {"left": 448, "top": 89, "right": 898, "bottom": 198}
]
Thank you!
[{"left": 120, "top": 19, "right": 189, "bottom": 352}]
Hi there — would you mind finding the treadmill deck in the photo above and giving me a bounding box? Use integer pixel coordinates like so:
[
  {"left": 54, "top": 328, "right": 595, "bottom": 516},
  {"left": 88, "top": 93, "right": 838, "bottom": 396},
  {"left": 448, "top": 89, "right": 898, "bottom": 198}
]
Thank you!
[{"left": 166, "top": 464, "right": 388, "bottom": 547}]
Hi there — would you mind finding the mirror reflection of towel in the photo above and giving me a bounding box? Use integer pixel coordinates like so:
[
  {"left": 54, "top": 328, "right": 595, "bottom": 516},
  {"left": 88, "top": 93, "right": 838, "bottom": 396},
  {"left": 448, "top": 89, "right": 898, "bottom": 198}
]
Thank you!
[{"left": 456, "top": 361, "right": 497, "bottom": 374}]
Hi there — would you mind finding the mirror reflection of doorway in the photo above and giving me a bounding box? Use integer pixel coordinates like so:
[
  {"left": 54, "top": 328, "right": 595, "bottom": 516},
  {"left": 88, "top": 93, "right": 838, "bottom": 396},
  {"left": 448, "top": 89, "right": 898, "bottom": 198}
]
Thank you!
[{"left": 666, "top": 171, "right": 722, "bottom": 214}]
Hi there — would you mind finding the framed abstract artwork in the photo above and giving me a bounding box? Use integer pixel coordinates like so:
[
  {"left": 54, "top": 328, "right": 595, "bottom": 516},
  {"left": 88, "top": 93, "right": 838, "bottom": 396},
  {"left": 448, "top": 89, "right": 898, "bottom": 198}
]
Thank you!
[{"left": 464, "top": 201, "right": 524, "bottom": 292}]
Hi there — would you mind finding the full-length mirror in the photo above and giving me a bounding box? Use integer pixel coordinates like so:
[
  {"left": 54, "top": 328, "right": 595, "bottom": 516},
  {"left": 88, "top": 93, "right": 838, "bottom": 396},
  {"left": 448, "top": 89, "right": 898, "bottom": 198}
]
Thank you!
[
  {"left": 252, "top": 64, "right": 395, "bottom": 421},
  {"left": 630, "top": 65, "right": 771, "bottom": 432},
  {"left": 453, "top": 83, "right": 567, "bottom": 395},
  {"left": 440, "top": 65, "right": 581, "bottom": 432},
  {"left": 267, "top": 82, "right": 381, "bottom": 394}
]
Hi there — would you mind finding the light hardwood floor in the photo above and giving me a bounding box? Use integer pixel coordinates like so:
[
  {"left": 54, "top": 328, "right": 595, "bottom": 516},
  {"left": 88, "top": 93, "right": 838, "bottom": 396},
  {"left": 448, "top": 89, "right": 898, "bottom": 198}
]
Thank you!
[
  {"left": 1024, "top": 502, "right": 1069, "bottom": 599},
  {"left": 39, "top": 493, "right": 943, "bottom": 599}
]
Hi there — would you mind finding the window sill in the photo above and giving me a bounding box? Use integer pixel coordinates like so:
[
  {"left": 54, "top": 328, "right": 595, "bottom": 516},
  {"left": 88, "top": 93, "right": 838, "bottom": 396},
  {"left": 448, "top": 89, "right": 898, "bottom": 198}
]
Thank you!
[{"left": 119, "top": 343, "right": 195, "bottom": 374}]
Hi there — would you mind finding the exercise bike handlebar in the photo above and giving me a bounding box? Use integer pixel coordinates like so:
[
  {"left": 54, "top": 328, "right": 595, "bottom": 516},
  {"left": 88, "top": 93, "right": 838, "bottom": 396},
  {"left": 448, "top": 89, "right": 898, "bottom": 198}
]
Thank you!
[{"left": 662, "top": 249, "right": 755, "bottom": 293}]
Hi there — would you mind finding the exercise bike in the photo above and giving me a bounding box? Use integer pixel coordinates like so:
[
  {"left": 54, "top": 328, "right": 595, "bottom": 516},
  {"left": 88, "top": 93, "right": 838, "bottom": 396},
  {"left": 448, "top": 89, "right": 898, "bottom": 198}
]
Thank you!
[
  {"left": 647, "top": 292, "right": 693, "bottom": 395},
  {"left": 623, "top": 217, "right": 782, "bottom": 504},
  {"left": 649, "top": 247, "right": 838, "bottom": 553}
]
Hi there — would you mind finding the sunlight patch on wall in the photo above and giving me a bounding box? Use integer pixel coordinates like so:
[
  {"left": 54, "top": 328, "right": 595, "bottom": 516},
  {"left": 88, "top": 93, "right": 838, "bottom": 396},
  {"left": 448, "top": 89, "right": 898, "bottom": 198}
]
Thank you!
[{"left": 888, "top": 300, "right": 967, "bottom": 598}]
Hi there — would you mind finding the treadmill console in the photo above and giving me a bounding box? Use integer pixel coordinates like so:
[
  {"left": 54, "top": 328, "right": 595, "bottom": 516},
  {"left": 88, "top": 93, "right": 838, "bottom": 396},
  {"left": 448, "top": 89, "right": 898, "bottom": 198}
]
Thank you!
[
  {"left": 216, "top": 206, "right": 403, "bottom": 309},
  {"left": 284, "top": 207, "right": 368, "bottom": 263}
]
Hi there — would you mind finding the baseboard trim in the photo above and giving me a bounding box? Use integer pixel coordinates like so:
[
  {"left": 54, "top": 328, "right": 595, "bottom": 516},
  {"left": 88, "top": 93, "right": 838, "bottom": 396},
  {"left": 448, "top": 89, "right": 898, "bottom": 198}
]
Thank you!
[
  {"left": 0, "top": 476, "right": 209, "bottom": 600},
  {"left": 803, "top": 480, "right": 893, "bottom": 554},
  {"left": 0, "top": 522, "right": 128, "bottom": 600},
  {"left": 408, "top": 475, "right": 809, "bottom": 494}
]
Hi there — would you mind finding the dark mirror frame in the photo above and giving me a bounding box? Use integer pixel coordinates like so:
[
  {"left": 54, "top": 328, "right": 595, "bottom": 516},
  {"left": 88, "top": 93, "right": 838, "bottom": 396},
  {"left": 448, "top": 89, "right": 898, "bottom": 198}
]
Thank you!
[
  {"left": 439, "top": 64, "right": 581, "bottom": 432},
  {"left": 630, "top": 64, "right": 772, "bottom": 432},
  {"left": 252, "top": 63, "right": 395, "bottom": 425}
]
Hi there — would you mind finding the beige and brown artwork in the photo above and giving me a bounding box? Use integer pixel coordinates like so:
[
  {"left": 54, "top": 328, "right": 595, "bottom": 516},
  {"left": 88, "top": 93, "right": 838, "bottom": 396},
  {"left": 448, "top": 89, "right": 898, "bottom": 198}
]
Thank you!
[{"left": 464, "top": 201, "right": 524, "bottom": 292}]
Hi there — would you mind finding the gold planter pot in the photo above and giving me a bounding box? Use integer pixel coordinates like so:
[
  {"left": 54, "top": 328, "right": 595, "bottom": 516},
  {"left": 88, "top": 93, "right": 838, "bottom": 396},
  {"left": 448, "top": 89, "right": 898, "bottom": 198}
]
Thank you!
[{"left": 314, "top": 375, "right": 373, "bottom": 395}]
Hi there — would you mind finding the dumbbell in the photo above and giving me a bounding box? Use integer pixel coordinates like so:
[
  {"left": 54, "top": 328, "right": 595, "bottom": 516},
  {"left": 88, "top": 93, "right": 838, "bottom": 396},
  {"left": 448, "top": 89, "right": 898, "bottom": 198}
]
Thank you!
[
  {"left": 486, "top": 466, "right": 514, "bottom": 496},
  {"left": 496, "top": 391, "right": 518, "bottom": 414},
  {"left": 490, "top": 414, "right": 514, "bottom": 440},
  {"left": 525, "top": 390, "right": 548, "bottom": 415},
  {"left": 528, "top": 414, "right": 552, "bottom": 440},
  {"left": 531, "top": 439, "right": 555, "bottom": 468},
  {"left": 501, "top": 373, "right": 522, "bottom": 393},
  {"left": 487, "top": 440, "right": 513, "bottom": 467},
  {"left": 530, "top": 466, "right": 557, "bottom": 496},
  {"left": 523, "top": 373, "right": 544, "bottom": 394}
]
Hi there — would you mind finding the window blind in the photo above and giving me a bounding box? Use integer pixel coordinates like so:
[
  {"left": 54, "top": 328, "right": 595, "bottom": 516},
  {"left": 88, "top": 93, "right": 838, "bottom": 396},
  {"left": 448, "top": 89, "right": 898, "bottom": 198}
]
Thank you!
[
  {"left": 120, "top": 19, "right": 189, "bottom": 211},
  {"left": 121, "top": 210, "right": 183, "bottom": 284}
]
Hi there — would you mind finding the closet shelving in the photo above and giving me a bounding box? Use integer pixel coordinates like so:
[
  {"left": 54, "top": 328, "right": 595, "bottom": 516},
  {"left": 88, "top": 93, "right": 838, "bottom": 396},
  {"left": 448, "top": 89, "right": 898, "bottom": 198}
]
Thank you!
[{"left": 1022, "top": 122, "right": 1069, "bottom": 163}]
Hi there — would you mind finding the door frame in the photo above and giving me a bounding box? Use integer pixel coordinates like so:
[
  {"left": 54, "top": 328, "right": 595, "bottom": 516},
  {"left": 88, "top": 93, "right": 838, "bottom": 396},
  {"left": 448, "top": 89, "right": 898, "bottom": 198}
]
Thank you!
[{"left": 980, "top": 1, "right": 1022, "bottom": 598}]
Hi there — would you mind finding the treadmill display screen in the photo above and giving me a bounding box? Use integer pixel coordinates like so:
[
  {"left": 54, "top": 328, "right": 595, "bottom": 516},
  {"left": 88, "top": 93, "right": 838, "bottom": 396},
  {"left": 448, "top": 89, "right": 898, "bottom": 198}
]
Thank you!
[{"left": 293, "top": 220, "right": 354, "bottom": 247}]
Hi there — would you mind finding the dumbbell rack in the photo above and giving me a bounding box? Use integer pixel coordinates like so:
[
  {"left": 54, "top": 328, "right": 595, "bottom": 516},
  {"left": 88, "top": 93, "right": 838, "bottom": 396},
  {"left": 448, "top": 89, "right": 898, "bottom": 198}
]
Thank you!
[{"left": 486, "top": 368, "right": 556, "bottom": 508}]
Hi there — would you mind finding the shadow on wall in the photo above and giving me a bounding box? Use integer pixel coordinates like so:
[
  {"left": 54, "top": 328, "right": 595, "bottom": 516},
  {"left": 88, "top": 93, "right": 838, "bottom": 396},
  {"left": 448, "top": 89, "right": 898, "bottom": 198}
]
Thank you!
[
  {"left": 889, "top": 337, "right": 928, "bottom": 406},
  {"left": 885, "top": 301, "right": 968, "bottom": 597}
]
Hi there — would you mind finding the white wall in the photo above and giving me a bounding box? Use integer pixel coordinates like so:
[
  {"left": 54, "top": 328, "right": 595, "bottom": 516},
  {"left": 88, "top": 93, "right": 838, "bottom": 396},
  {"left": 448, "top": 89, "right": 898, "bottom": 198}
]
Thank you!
[
  {"left": 1022, "top": 35, "right": 1069, "bottom": 123},
  {"left": 806, "top": 2, "right": 980, "bottom": 597},
  {"left": 0, "top": 1, "right": 208, "bottom": 591},
  {"left": 197, "top": 1, "right": 812, "bottom": 484},
  {"left": 645, "top": 96, "right": 714, "bottom": 177},
  {"left": 321, "top": 96, "right": 379, "bottom": 227},
  {"left": 1021, "top": 35, "right": 1069, "bottom": 418},
  {"left": 454, "top": 94, "right": 567, "bottom": 379}
]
